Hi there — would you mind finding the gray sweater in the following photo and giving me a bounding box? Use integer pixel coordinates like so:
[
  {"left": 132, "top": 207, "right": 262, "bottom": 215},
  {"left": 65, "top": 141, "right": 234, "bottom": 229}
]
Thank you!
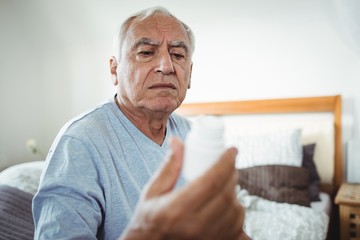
[{"left": 32, "top": 98, "right": 190, "bottom": 239}]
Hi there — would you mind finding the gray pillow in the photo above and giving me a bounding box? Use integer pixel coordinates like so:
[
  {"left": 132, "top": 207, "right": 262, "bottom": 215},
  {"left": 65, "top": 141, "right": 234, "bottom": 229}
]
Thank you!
[
  {"left": 302, "top": 143, "right": 321, "bottom": 201},
  {"left": 0, "top": 185, "right": 34, "bottom": 240}
]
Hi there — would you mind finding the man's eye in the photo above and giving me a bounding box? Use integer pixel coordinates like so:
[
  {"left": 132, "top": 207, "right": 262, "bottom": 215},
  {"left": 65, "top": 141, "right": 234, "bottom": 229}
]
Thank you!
[
  {"left": 172, "top": 53, "right": 185, "bottom": 60},
  {"left": 138, "top": 51, "right": 154, "bottom": 57}
]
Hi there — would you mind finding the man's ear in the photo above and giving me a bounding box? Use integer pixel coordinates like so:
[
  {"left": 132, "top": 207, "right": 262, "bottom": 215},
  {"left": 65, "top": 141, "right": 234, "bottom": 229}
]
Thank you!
[
  {"left": 110, "top": 56, "right": 118, "bottom": 85},
  {"left": 188, "top": 63, "right": 193, "bottom": 89}
]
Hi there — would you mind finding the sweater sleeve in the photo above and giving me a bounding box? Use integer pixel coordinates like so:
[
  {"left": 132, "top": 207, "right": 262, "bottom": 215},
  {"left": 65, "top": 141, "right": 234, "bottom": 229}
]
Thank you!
[{"left": 33, "top": 135, "right": 105, "bottom": 239}]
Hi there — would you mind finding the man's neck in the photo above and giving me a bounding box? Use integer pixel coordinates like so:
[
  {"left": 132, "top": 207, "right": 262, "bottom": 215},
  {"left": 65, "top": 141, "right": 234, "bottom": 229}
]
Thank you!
[{"left": 115, "top": 96, "right": 169, "bottom": 145}]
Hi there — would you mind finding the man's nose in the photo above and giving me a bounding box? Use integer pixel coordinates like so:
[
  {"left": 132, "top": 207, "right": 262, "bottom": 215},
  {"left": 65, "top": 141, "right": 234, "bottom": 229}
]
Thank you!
[{"left": 155, "top": 52, "right": 174, "bottom": 75}]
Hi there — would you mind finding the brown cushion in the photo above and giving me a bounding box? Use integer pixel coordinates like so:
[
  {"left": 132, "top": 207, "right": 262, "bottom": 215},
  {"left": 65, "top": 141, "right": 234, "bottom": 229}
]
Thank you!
[
  {"left": 238, "top": 165, "right": 311, "bottom": 207},
  {"left": 302, "top": 144, "right": 321, "bottom": 201}
]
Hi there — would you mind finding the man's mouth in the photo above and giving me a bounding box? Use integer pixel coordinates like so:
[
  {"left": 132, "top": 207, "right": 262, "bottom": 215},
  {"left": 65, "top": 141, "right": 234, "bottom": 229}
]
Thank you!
[{"left": 149, "top": 83, "right": 176, "bottom": 89}]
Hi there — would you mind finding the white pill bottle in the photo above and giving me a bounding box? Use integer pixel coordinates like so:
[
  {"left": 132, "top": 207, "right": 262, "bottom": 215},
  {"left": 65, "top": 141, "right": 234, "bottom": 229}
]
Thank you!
[{"left": 183, "top": 116, "right": 226, "bottom": 181}]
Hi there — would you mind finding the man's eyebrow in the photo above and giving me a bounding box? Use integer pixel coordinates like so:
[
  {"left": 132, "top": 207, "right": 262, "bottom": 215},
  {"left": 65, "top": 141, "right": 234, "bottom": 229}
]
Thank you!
[
  {"left": 169, "top": 41, "right": 189, "bottom": 54},
  {"left": 132, "top": 38, "right": 159, "bottom": 50},
  {"left": 132, "top": 38, "right": 189, "bottom": 54}
]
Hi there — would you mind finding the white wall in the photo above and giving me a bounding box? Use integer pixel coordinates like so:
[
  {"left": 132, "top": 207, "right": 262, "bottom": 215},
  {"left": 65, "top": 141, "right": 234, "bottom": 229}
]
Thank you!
[{"left": 0, "top": 0, "right": 359, "bottom": 177}]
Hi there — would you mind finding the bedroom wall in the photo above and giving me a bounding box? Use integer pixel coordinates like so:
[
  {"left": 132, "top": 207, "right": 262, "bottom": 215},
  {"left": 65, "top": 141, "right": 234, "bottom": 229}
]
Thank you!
[{"left": 0, "top": 0, "right": 359, "bottom": 180}]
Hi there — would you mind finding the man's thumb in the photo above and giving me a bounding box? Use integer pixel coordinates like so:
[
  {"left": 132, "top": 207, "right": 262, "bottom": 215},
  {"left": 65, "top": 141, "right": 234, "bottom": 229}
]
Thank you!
[{"left": 143, "top": 137, "right": 184, "bottom": 199}]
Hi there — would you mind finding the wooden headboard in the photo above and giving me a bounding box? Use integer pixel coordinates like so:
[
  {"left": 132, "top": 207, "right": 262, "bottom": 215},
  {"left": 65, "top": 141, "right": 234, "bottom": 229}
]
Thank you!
[{"left": 177, "top": 95, "right": 343, "bottom": 195}]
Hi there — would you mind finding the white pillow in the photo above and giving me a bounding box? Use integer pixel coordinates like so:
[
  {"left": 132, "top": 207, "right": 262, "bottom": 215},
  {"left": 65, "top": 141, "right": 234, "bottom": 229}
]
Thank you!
[
  {"left": 0, "top": 161, "right": 45, "bottom": 195},
  {"left": 227, "top": 128, "right": 303, "bottom": 169}
]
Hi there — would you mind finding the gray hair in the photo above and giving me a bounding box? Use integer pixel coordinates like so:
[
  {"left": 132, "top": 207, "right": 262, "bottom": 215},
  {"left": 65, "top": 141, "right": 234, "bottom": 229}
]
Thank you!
[{"left": 113, "top": 6, "right": 195, "bottom": 61}]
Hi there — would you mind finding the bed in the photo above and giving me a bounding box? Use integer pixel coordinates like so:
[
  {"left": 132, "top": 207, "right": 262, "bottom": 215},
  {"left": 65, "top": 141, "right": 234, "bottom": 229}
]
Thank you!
[
  {"left": 176, "top": 95, "right": 343, "bottom": 240},
  {"left": 0, "top": 95, "right": 343, "bottom": 240}
]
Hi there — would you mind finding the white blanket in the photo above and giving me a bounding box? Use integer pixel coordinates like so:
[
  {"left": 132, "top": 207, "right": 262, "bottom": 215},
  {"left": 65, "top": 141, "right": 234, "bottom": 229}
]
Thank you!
[{"left": 237, "top": 188, "right": 329, "bottom": 240}]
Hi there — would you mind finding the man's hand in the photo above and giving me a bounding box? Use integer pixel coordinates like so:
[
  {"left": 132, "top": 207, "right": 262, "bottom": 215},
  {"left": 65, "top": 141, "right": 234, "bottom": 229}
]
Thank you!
[{"left": 119, "top": 137, "right": 250, "bottom": 240}]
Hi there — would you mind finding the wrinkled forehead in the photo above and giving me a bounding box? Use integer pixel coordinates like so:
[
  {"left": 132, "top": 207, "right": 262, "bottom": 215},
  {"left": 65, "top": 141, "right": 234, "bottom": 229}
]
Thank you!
[{"left": 124, "top": 14, "right": 191, "bottom": 50}]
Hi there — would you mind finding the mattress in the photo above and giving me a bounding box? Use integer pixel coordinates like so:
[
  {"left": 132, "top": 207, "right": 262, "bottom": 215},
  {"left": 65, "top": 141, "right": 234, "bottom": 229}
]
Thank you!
[{"left": 311, "top": 192, "right": 332, "bottom": 216}]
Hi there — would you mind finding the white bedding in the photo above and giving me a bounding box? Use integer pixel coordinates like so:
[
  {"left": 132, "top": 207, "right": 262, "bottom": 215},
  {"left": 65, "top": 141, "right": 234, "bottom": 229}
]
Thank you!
[
  {"left": 237, "top": 188, "right": 329, "bottom": 240},
  {"left": 310, "top": 192, "right": 331, "bottom": 216},
  {"left": 0, "top": 161, "right": 330, "bottom": 240}
]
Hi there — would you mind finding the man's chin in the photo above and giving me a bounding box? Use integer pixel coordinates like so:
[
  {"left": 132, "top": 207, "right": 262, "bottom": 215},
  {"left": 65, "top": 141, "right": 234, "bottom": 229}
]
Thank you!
[{"left": 145, "top": 99, "right": 180, "bottom": 113}]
